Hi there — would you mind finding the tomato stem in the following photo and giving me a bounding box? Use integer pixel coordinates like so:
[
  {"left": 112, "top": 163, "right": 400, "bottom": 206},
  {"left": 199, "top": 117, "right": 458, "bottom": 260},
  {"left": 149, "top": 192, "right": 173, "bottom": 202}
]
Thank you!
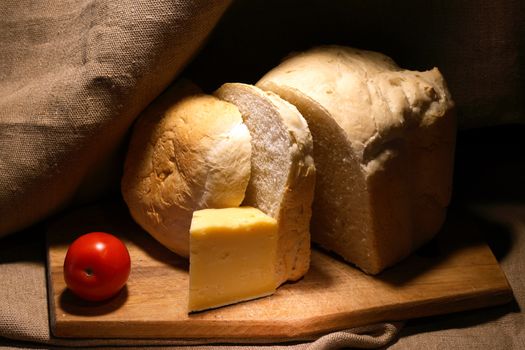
[{"left": 84, "top": 267, "right": 94, "bottom": 277}]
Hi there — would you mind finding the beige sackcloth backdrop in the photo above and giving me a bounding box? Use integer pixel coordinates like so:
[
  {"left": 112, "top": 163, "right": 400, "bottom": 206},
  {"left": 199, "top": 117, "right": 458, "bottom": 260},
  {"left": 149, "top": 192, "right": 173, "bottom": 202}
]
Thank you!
[{"left": 1, "top": 0, "right": 524, "bottom": 349}]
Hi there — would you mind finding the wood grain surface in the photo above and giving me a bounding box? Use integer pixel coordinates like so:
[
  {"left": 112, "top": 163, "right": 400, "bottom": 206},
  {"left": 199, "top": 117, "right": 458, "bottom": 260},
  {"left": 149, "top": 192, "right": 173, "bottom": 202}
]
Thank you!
[{"left": 46, "top": 201, "right": 513, "bottom": 340}]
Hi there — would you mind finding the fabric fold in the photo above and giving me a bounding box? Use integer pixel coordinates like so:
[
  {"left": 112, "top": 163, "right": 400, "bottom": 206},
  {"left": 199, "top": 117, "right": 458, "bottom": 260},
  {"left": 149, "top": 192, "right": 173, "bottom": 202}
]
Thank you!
[{"left": 0, "top": 0, "right": 231, "bottom": 238}]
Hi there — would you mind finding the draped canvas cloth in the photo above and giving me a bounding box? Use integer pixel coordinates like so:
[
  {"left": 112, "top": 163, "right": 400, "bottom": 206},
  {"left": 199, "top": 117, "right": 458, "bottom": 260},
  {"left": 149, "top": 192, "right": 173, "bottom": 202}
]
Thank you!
[
  {"left": 1, "top": 0, "right": 524, "bottom": 348},
  {"left": 0, "top": 0, "right": 232, "bottom": 237}
]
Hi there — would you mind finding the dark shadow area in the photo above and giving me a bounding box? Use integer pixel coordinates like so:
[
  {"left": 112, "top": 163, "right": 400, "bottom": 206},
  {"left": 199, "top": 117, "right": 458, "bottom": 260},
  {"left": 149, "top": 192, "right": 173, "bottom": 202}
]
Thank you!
[
  {"left": 478, "top": 211, "right": 516, "bottom": 263},
  {"left": 0, "top": 337, "right": 57, "bottom": 350},
  {"left": 121, "top": 211, "right": 190, "bottom": 272},
  {"left": 288, "top": 253, "right": 336, "bottom": 290},
  {"left": 399, "top": 298, "right": 521, "bottom": 338},
  {"left": 310, "top": 204, "right": 513, "bottom": 288},
  {"left": 183, "top": 0, "right": 525, "bottom": 128},
  {"left": 0, "top": 222, "right": 46, "bottom": 264},
  {"left": 59, "top": 285, "right": 128, "bottom": 317},
  {"left": 310, "top": 243, "right": 365, "bottom": 278},
  {"left": 46, "top": 199, "right": 189, "bottom": 271},
  {"left": 451, "top": 125, "right": 525, "bottom": 204},
  {"left": 185, "top": 0, "right": 428, "bottom": 91},
  {"left": 373, "top": 206, "right": 513, "bottom": 287}
]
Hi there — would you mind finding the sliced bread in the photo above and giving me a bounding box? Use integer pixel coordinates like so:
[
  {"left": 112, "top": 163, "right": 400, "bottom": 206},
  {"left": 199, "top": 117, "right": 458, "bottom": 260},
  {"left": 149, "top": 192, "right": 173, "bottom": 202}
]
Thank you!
[
  {"left": 215, "top": 83, "right": 316, "bottom": 284},
  {"left": 257, "top": 45, "right": 456, "bottom": 274}
]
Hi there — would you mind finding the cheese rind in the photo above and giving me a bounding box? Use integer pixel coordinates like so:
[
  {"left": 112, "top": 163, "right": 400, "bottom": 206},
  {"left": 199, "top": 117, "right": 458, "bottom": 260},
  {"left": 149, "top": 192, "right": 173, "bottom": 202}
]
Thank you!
[{"left": 188, "top": 207, "right": 278, "bottom": 312}]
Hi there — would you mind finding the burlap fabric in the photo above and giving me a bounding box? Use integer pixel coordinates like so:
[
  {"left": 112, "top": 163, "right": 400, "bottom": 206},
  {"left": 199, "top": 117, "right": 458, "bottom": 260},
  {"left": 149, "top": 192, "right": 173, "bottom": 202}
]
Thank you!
[
  {"left": 0, "top": 0, "right": 232, "bottom": 238},
  {"left": 1, "top": 0, "right": 525, "bottom": 348}
]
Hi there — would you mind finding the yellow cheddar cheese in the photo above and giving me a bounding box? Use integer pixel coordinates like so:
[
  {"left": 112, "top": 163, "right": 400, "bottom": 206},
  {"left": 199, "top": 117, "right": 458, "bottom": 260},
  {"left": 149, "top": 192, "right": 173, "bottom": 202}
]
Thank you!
[{"left": 188, "top": 207, "right": 279, "bottom": 312}]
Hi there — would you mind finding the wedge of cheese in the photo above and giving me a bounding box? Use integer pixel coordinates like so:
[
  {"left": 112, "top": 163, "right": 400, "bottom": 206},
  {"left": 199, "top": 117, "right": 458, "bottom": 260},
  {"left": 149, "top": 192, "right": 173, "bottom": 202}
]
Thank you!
[{"left": 188, "top": 207, "right": 279, "bottom": 312}]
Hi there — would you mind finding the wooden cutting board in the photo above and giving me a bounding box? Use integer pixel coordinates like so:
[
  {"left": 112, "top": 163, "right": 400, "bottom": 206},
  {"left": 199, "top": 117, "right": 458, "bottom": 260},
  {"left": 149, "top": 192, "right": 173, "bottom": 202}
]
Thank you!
[{"left": 46, "top": 201, "right": 513, "bottom": 340}]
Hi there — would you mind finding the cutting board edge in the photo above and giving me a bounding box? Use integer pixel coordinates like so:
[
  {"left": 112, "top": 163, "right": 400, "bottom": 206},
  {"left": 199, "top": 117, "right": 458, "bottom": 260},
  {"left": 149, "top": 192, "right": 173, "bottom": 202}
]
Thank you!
[
  {"left": 50, "top": 285, "right": 514, "bottom": 339},
  {"left": 46, "top": 235, "right": 59, "bottom": 337}
]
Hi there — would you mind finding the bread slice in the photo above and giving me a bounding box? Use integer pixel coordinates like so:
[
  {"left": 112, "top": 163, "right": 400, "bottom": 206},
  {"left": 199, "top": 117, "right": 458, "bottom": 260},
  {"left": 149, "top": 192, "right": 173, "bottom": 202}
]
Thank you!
[
  {"left": 121, "top": 82, "right": 252, "bottom": 257},
  {"left": 257, "top": 45, "right": 456, "bottom": 274},
  {"left": 214, "top": 83, "right": 316, "bottom": 285}
]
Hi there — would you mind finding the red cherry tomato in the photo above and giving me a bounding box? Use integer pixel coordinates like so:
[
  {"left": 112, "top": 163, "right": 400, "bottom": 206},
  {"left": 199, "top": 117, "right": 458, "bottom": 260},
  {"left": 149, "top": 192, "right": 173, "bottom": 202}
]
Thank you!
[{"left": 63, "top": 232, "right": 131, "bottom": 302}]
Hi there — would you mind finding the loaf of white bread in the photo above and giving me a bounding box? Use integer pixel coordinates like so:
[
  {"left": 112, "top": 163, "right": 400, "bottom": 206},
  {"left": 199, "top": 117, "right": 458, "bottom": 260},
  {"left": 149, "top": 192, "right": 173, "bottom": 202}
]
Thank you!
[
  {"left": 121, "top": 81, "right": 315, "bottom": 286},
  {"left": 257, "top": 45, "right": 456, "bottom": 274},
  {"left": 122, "top": 45, "right": 455, "bottom": 287}
]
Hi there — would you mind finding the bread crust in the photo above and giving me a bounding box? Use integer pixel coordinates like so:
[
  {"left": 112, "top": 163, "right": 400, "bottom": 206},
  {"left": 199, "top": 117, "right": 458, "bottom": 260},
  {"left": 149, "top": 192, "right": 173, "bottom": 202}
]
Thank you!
[
  {"left": 258, "top": 46, "right": 456, "bottom": 274},
  {"left": 121, "top": 82, "right": 251, "bottom": 257}
]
